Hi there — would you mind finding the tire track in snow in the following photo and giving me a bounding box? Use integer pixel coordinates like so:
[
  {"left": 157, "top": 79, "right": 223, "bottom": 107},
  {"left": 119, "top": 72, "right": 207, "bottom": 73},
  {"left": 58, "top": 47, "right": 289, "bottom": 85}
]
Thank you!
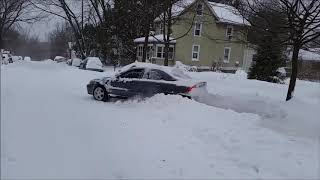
[{"left": 195, "top": 93, "right": 287, "bottom": 120}]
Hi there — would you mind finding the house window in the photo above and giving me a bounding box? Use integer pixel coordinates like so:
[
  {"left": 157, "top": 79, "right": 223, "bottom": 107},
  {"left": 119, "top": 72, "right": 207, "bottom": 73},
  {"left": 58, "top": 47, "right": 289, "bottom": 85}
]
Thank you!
[
  {"left": 196, "top": 3, "right": 203, "bottom": 16},
  {"left": 137, "top": 46, "right": 143, "bottom": 57},
  {"left": 223, "top": 47, "right": 231, "bottom": 63},
  {"left": 192, "top": 45, "right": 200, "bottom": 61},
  {"left": 156, "top": 45, "right": 174, "bottom": 60},
  {"left": 226, "top": 26, "right": 233, "bottom": 38},
  {"left": 194, "top": 22, "right": 202, "bottom": 36},
  {"left": 157, "top": 46, "right": 164, "bottom": 58}
]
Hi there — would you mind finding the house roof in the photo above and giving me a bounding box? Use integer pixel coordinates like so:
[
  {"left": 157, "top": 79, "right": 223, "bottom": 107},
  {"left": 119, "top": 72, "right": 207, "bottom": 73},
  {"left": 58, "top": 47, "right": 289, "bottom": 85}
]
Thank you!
[
  {"left": 208, "top": 2, "right": 251, "bottom": 26},
  {"left": 134, "top": 34, "right": 176, "bottom": 43},
  {"left": 156, "top": 0, "right": 250, "bottom": 26},
  {"left": 298, "top": 49, "right": 320, "bottom": 62}
]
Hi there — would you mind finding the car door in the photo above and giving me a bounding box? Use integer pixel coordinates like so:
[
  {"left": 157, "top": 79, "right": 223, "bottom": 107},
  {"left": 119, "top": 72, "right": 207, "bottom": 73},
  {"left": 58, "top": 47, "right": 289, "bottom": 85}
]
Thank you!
[
  {"left": 141, "top": 69, "right": 175, "bottom": 96},
  {"left": 109, "top": 68, "right": 145, "bottom": 97},
  {"left": 146, "top": 69, "right": 188, "bottom": 95}
]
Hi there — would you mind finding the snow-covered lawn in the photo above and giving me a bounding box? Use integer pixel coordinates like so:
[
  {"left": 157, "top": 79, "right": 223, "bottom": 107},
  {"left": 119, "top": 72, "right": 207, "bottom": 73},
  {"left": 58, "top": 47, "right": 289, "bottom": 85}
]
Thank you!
[{"left": 1, "top": 61, "right": 319, "bottom": 179}]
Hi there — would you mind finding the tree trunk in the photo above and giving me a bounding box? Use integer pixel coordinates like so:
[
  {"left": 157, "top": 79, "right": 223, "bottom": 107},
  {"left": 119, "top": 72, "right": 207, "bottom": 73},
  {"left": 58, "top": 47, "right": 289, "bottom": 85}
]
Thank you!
[
  {"left": 163, "top": 2, "right": 172, "bottom": 67},
  {"left": 286, "top": 44, "right": 300, "bottom": 101},
  {"left": 142, "top": 29, "right": 149, "bottom": 62},
  {"left": 164, "top": 42, "right": 169, "bottom": 66},
  {"left": 0, "top": 34, "right": 3, "bottom": 49}
]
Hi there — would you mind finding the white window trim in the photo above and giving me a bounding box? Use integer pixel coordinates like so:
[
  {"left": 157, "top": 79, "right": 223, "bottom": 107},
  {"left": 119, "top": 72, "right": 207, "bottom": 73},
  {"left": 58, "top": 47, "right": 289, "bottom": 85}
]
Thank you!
[
  {"left": 156, "top": 45, "right": 163, "bottom": 59},
  {"left": 226, "top": 25, "right": 233, "bottom": 38},
  {"left": 137, "top": 45, "right": 143, "bottom": 57},
  {"left": 223, "top": 47, "right": 231, "bottom": 63},
  {"left": 192, "top": 45, "right": 200, "bottom": 61},
  {"left": 196, "top": 3, "right": 204, "bottom": 16},
  {"left": 156, "top": 44, "right": 174, "bottom": 60},
  {"left": 194, "top": 22, "right": 202, "bottom": 37}
]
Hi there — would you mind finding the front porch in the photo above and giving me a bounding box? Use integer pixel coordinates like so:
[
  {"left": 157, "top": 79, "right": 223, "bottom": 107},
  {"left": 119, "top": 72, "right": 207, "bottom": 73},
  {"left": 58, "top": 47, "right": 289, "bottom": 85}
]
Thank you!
[{"left": 134, "top": 35, "right": 176, "bottom": 66}]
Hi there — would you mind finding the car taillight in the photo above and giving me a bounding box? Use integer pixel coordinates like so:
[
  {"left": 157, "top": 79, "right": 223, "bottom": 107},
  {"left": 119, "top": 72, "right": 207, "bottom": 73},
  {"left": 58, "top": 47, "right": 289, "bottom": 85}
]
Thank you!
[{"left": 186, "top": 85, "right": 197, "bottom": 93}]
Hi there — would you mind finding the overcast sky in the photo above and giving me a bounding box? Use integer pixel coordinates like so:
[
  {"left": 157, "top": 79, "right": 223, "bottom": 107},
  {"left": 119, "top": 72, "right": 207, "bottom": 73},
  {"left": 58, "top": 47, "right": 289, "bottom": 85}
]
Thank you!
[
  {"left": 24, "top": 16, "right": 61, "bottom": 42},
  {"left": 22, "top": 0, "right": 81, "bottom": 42}
]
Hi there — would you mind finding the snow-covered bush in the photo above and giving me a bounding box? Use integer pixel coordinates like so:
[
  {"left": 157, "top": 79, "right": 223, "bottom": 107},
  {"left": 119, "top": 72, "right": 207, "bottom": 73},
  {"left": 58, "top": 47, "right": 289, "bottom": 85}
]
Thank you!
[
  {"left": 24, "top": 56, "right": 31, "bottom": 61},
  {"left": 175, "top": 61, "right": 197, "bottom": 72},
  {"left": 235, "top": 69, "right": 248, "bottom": 79}
]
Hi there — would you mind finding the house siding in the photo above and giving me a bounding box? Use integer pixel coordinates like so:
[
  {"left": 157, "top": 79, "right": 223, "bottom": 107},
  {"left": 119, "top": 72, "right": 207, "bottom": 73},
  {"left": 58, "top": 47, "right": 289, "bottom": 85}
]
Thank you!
[
  {"left": 137, "top": 0, "right": 250, "bottom": 69},
  {"left": 171, "top": 0, "right": 248, "bottom": 69}
]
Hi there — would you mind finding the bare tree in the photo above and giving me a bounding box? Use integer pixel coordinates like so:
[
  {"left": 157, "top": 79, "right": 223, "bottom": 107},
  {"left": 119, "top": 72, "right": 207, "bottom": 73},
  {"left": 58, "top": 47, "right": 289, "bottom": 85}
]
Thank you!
[
  {"left": 156, "top": 0, "right": 196, "bottom": 66},
  {"left": 242, "top": 0, "right": 320, "bottom": 101},
  {"left": 31, "top": 0, "right": 88, "bottom": 58},
  {"left": 0, "top": 0, "right": 42, "bottom": 48},
  {"left": 134, "top": 0, "right": 164, "bottom": 63}
]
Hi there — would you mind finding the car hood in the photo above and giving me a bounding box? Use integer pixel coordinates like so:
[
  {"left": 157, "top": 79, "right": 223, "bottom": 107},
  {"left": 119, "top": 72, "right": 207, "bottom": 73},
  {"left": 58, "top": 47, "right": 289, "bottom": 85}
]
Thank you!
[{"left": 90, "top": 76, "right": 112, "bottom": 84}]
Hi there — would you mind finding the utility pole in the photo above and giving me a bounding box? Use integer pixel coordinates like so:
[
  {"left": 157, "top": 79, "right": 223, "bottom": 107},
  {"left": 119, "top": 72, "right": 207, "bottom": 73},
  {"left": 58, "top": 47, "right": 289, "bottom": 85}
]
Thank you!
[
  {"left": 81, "top": 0, "right": 84, "bottom": 59},
  {"left": 0, "top": 49, "right": 3, "bottom": 65},
  {"left": 81, "top": 0, "right": 84, "bottom": 31}
]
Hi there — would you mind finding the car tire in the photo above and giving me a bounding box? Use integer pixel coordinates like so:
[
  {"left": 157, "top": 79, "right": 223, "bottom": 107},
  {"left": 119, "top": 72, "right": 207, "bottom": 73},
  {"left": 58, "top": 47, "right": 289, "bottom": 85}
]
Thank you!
[{"left": 93, "top": 85, "right": 108, "bottom": 102}]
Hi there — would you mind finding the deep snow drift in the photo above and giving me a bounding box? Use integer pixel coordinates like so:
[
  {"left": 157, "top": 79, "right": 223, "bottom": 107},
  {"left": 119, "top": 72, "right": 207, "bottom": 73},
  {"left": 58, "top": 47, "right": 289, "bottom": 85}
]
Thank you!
[{"left": 1, "top": 61, "right": 319, "bottom": 179}]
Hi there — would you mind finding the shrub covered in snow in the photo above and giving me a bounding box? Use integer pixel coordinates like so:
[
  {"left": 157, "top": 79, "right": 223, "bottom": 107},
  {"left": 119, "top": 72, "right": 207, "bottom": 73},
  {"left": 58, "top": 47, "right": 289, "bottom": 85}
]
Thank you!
[
  {"left": 24, "top": 56, "right": 31, "bottom": 61},
  {"left": 174, "top": 61, "right": 197, "bottom": 72},
  {"left": 235, "top": 69, "right": 248, "bottom": 79}
]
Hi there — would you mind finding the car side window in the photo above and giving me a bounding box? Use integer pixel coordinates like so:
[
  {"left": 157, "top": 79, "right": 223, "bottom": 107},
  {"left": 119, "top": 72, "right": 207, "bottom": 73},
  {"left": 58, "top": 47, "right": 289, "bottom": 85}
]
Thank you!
[
  {"left": 145, "top": 69, "right": 176, "bottom": 81},
  {"left": 148, "top": 70, "right": 163, "bottom": 80},
  {"left": 120, "top": 69, "right": 144, "bottom": 79}
]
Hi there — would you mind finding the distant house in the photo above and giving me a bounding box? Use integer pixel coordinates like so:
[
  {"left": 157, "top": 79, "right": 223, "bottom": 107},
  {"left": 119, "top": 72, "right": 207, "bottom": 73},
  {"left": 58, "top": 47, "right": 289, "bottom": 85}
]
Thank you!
[
  {"left": 297, "top": 49, "right": 320, "bottom": 81},
  {"left": 134, "top": 0, "right": 253, "bottom": 72}
]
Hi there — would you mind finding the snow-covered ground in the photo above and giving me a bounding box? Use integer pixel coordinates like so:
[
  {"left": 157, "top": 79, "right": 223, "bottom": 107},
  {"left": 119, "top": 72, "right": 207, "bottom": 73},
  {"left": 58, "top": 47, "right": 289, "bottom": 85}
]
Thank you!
[{"left": 1, "top": 61, "right": 320, "bottom": 179}]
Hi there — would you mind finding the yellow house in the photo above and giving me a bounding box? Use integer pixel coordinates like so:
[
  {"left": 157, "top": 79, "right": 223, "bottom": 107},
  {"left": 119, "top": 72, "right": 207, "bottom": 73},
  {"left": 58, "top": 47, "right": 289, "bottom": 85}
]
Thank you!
[{"left": 134, "top": 0, "right": 254, "bottom": 72}]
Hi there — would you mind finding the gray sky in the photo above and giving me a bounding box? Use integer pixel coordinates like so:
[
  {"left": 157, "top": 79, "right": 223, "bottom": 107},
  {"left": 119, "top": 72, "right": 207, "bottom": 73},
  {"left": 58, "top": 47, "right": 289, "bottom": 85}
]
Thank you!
[{"left": 24, "top": 16, "right": 62, "bottom": 42}]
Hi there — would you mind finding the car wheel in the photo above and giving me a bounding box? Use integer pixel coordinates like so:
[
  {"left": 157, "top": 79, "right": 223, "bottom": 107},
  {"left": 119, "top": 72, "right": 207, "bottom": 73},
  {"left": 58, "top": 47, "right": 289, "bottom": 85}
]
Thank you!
[{"left": 93, "top": 86, "right": 108, "bottom": 102}]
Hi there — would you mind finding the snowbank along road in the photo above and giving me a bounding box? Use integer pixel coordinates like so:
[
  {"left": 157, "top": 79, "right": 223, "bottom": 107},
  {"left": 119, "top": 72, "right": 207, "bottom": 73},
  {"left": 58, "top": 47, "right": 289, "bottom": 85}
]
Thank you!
[{"left": 1, "top": 61, "right": 319, "bottom": 179}]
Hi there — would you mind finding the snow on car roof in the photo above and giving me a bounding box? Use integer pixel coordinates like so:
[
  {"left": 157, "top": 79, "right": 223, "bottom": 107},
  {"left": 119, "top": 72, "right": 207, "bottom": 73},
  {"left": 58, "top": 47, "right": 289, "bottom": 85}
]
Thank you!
[
  {"left": 117, "top": 62, "right": 205, "bottom": 87},
  {"left": 120, "top": 62, "right": 188, "bottom": 77},
  {"left": 86, "top": 57, "right": 103, "bottom": 70},
  {"left": 86, "top": 57, "right": 100, "bottom": 61},
  {"left": 54, "top": 56, "right": 65, "bottom": 60}
]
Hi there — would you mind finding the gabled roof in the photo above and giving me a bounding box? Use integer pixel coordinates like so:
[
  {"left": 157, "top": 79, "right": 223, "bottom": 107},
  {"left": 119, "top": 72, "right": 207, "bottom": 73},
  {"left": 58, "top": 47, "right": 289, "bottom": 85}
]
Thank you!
[
  {"left": 208, "top": 2, "right": 250, "bottom": 26},
  {"left": 298, "top": 49, "right": 320, "bottom": 62},
  {"left": 158, "top": 0, "right": 250, "bottom": 26}
]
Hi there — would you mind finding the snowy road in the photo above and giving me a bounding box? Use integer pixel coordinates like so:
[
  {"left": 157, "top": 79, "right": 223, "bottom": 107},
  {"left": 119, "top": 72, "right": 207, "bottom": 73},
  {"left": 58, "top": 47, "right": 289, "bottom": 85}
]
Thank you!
[{"left": 1, "top": 61, "right": 319, "bottom": 179}]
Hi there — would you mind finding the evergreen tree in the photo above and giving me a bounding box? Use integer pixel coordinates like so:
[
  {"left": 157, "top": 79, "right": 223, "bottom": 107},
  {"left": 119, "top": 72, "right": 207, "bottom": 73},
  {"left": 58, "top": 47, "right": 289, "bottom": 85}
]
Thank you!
[
  {"left": 248, "top": 34, "right": 286, "bottom": 83},
  {"left": 247, "top": 6, "right": 287, "bottom": 83}
]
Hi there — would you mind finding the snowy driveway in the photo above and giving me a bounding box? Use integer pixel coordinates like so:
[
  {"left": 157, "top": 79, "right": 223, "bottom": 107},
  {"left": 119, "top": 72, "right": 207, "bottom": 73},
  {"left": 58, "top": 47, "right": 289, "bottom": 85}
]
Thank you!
[{"left": 1, "top": 61, "right": 319, "bottom": 179}]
